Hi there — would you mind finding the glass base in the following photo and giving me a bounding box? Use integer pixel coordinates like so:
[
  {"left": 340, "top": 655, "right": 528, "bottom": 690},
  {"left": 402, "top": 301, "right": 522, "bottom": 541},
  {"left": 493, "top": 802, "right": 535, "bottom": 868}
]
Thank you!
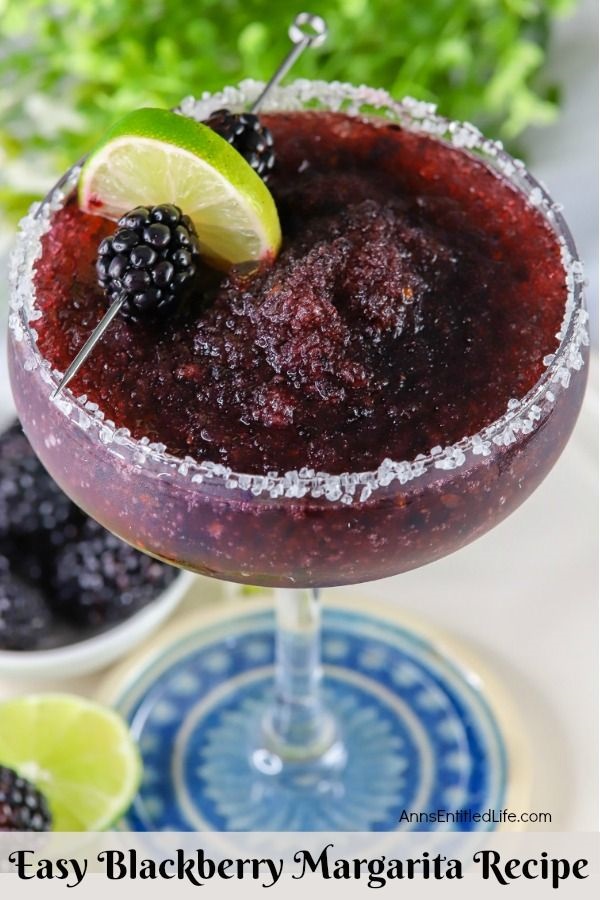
[{"left": 112, "top": 604, "right": 507, "bottom": 831}]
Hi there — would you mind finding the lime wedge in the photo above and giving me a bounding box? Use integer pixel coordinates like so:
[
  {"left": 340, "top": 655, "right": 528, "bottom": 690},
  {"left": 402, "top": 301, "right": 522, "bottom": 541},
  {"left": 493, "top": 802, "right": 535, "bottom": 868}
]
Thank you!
[
  {"left": 0, "top": 694, "right": 141, "bottom": 831},
  {"left": 78, "top": 107, "right": 281, "bottom": 267}
]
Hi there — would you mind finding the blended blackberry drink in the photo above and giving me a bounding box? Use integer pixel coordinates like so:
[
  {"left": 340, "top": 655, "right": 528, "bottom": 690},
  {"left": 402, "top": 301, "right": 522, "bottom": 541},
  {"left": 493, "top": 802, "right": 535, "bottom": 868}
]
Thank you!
[
  {"left": 9, "top": 86, "right": 588, "bottom": 586},
  {"left": 7, "top": 79, "right": 589, "bottom": 832}
]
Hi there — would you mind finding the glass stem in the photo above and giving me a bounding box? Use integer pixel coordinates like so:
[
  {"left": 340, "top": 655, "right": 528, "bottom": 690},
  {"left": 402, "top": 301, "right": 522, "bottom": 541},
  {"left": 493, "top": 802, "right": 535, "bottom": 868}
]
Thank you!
[{"left": 261, "top": 588, "right": 337, "bottom": 761}]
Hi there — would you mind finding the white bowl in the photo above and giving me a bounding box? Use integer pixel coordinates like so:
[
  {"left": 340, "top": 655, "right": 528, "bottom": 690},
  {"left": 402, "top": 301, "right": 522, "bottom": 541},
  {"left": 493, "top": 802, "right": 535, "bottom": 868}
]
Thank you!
[{"left": 0, "top": 570, "right": 196, "bottom": 680}]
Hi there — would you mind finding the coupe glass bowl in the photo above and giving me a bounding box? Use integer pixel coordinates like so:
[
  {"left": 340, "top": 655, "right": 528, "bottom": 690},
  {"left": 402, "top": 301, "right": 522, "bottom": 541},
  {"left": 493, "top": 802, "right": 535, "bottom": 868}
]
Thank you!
[{"left": 8, "top": 81, "right": 588, "bottom": 588}]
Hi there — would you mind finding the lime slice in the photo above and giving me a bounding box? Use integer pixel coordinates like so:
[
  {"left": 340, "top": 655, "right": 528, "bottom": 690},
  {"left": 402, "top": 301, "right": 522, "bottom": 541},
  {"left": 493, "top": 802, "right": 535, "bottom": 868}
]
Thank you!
[
  {"left": 78, "top": 107, "right": 281, "bottom": 267},
  {"left": 0, "top": 694, "right": 141, "bottom": 831}
]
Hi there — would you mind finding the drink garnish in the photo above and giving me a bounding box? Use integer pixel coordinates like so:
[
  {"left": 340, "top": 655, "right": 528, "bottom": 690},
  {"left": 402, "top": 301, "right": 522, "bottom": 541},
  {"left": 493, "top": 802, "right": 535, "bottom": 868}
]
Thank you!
[
  {"left": 78, "top": 108, "right": 281, "bottom": 267},
  {"left": 205, "top": 11, "right": 327, "bottom": 184},
  {"left": 205, "top": 108, "right": 275, "bottom": 180},
  {"left": 51, "top": 12, "right": 328, "bottom": 399},
  {"left": 96, "top": 204, "right": 201, "bottom": 321}
]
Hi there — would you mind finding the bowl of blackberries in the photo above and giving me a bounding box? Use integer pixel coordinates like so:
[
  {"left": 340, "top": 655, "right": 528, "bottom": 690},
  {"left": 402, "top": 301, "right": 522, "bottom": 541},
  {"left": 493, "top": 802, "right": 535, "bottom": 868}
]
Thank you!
[{"left": 0, "top": 420, "right": 194, "bottom": 678}]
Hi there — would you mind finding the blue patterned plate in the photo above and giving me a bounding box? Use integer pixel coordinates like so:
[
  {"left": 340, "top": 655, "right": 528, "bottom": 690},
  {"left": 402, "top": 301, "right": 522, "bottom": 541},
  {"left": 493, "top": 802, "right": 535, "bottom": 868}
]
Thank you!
[{"left": 112, "top": 604, "right": 507, "bottom": 831}]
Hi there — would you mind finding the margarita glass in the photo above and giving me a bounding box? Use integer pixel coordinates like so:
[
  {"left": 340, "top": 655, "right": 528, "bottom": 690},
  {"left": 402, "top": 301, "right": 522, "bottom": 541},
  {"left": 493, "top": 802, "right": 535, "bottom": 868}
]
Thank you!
[{"left": 8, "top": 81, "right": 588, "bottom": 830}]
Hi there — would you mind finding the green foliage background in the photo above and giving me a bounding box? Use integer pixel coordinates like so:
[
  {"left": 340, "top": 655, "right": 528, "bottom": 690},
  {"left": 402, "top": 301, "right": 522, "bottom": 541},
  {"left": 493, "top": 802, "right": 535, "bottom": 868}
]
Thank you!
[{"left": 0, "top": 0, "right": 574, "bottom": 218}]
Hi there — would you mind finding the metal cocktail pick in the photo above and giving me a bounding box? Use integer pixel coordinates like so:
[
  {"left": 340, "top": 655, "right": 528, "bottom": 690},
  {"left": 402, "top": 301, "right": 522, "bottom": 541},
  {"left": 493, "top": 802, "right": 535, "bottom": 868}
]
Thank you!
[
  {"left": 249, "top": 12, "right": 328, "bottom": 113},
  {"left": 51, "top": 12, "right": 328, "bottom": 401}
]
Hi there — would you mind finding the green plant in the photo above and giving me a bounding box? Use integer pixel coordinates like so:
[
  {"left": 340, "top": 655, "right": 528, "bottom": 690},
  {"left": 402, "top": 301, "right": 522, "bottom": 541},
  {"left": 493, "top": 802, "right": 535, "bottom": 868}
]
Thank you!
[{"left": 0, "top": 0, "right": 574, "bottom": 219}]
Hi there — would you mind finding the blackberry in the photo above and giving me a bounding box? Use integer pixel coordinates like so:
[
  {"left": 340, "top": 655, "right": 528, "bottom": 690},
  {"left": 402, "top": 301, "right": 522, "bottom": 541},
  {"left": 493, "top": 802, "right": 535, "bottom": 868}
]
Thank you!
[
  {"left": 96, "top": 204, "right": 201, "bottom": 321},
  {"left": 0, "top": 556, "right": 54, "bottom": 650},
  {"left": 205, "top": 109, "right": 275, "bottom": 181},
  {"left": 0, "top": 766, "right": 52, "bottom": 832},
  {"left": 52, "top": 518, "right": 178, "bottom": 628},
  {"left": 0, "top": 421, "right": 78, "bottom": 543}
]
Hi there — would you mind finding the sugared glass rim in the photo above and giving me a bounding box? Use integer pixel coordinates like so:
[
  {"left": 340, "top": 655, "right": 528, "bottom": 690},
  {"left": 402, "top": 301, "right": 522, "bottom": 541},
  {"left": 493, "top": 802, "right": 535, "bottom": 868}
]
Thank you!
[{"left": 9, "top": 79, "right": 589, "bottom": 505}]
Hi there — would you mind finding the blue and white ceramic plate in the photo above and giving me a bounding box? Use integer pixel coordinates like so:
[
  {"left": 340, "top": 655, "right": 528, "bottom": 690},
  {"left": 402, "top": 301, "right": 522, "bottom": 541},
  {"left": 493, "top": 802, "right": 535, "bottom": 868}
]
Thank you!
[{"left": 106, "top": 598, "right": 510, "bottom": 832}]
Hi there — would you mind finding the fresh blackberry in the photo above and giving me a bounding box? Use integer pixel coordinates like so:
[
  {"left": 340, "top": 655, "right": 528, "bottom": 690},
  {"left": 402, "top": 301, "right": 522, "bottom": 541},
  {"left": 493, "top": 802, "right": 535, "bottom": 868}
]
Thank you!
[
  {"left": 0, "top": 539, "right": 43, "bottom": 592},
  {"left": 96, "top": 204, "right": 201, "bottom": 321},
  {"left": 0, "top": 421, "right": 78, "bottom": 543},
  {"left": 205, "top": 109, "right": 275, "bottom": 181},
  {"left": 0, "top": 766, "right": 52, "bottom": 832},
  {"left": 52, "top": 518, "right": 178, "bottom": 628},
  {"left": 0, "top": 555, "right": 54, "bottom": 650}
]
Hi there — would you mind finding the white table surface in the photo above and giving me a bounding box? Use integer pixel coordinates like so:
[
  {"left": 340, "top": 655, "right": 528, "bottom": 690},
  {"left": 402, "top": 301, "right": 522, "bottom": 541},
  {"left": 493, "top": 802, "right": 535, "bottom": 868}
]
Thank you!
[{"left": 0, "top": 0, "right": 597, "bottom": 831}]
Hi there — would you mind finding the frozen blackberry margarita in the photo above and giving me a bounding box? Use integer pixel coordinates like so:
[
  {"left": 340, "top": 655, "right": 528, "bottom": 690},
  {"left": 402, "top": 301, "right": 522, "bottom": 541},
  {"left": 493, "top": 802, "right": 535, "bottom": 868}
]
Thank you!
[
  {"left": 8, "top": 79, "right": 588, "bottom": 831},
  {"left": 9, "top": 86, "right": 588, "bottom": 586}
]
